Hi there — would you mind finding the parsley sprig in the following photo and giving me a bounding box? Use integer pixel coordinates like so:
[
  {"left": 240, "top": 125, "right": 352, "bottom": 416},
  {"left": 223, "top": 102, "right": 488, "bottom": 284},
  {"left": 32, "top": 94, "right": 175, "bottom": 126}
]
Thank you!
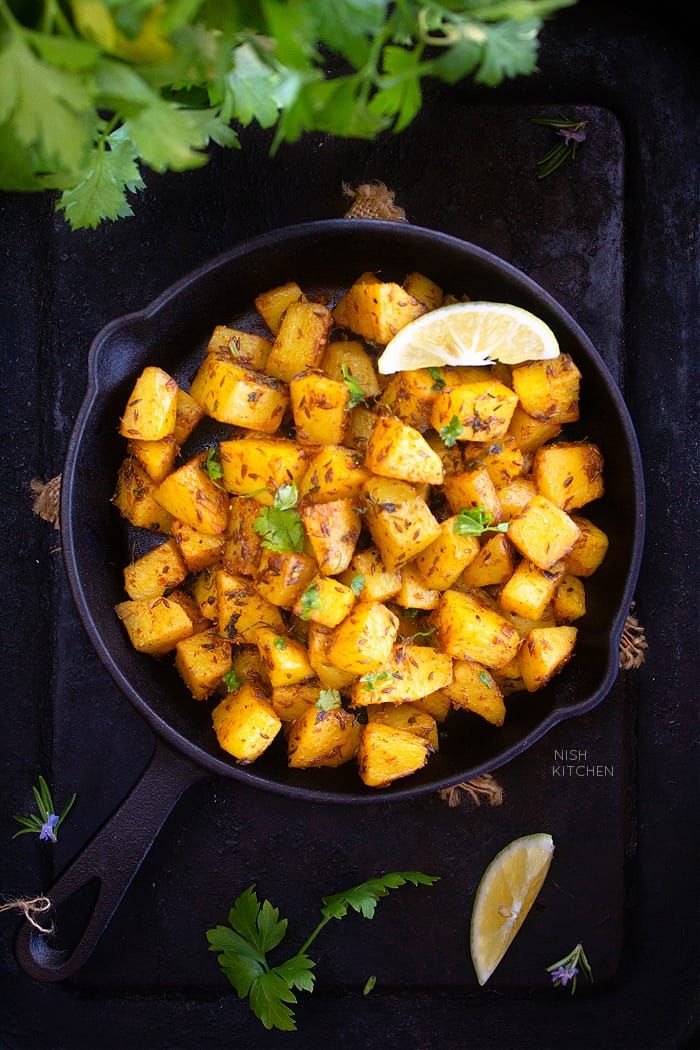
[
  {"left": 207, "top": 873, "right": 439, "bottom": 1031},
  {"left": 204, "top": 446, "right": 224, "bottom": 485},
  {"left": 453, "top": 506, "right": 509, "bottom": 537},
  {"left": 439, "top": 416, "right": 464, "bottom": 447},
  {"left": 341, "top": 364, "right": 366, "bottom": 408},
  {"left": 254, "top": 484, "right": 304, "bottom": 554}
]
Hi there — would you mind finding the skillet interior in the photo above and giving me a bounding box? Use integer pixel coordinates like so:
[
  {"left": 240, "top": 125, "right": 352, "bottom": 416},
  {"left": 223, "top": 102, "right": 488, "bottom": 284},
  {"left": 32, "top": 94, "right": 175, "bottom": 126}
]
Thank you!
[{"left": 62, "top": 220, "right": 644, "bottom": 802}]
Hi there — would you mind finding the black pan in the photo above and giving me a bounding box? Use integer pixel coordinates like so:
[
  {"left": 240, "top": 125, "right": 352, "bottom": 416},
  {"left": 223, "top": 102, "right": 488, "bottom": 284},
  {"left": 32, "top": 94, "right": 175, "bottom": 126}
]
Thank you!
[{"left": 15, "top": 220, "right": 645, "bottom": 981}]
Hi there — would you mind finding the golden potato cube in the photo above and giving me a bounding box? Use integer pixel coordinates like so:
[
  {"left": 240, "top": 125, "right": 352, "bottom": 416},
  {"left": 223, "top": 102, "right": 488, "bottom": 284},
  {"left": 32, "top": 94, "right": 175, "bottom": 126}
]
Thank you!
[
  {"left": 443, "top": 659, "right": 506, "bottom": 726},
  {"left": 413, "top": 690, "right": 451, "bottom": 723},
  {"left": 288, "top": 706, "right": 362, "bottom": 768},
  {"left": 322, "top": 340, "right": 381, "bottom": 398},
  {"left": 364, "top": 476, "right": 441, "bottom": 572},
  {"left": 119, "top": 366, "right": 177, "bottom": 441},
  {"left": 212, "top": 682, "right": 281, "bottom": 761},
  {"left": 426, "top": 430, "right": 464, "bottom": 475},
  {"left": 293, "top": 575, "right": 356, "bottom": 629},
  {"left": 497, "top": 477, "right": 537, "bottom": 519},
  {"left": 394, "top": 563, "right": 440, "bottom": 610},
  {"left": 365, "top": 416, "right": 444, "bottom": 485},
  {"left": 115, "top": 595, "right": 194, "bottom": 655},
  {"left": 256, "top": 626, "right": 313, "bottom": 687},
  {"left": 492, "top": 651, "right": 526, "bottom": 695},
  {"left": 255, "top": 281, "right": 305, "bottom": 335},
  {"left": 367, "top": 704, "right": 439, "bottom": 749},
  {"left": 431, "top": 381, "right": 518, "bottom": 443},
  {"left": 167, "top": 589, "right": 210, "bottom": 634},
  {"left": 270, "top": 682, "right": 322, "bottom": 722},
  {"left": 223, "top": 497, "right": 263, "bottom": 577},
  {"left": 255, "top": 549, "right": 317, "bottom": 608},
  {"left": 230, "top": 645, "right": 269, "bottom": 686},
  {"left": 173, "top": 388, "right": 205, "bottom": 445},
  {"left": 190, "top": 352, "right": 288, "bottom": 433},
  {"left": 379, "top": 368, "right": 445, "bottom": 433},
  {"left": 338, "top": 548, "right": 401, "bottom": 604},
  {"left": 128, "top": 435, "right": 178, "bottom": 484},
  {"left": 508, "top": 494, "right": 581, "bottom": 571},
  {"left": 113, "top": 458, "right": 173, "bottom": 534},
  {"left": 175, "top": 630, "right": 231, "bottom": 699},
  {"left": 350, "top": 645, "right": 453, "bottom": 706},
  {"left": 460, "top": 534, "right": 514, "bottom": 588},
  {"left": 443, "top": 467, "right": 503, "bottom": 522},
  {"left": 434, "top": 589, "right": 520, "bottom": 669},
  {"left": 553, "top": 575, "right": 586, "bottom": 623},
  {"left": 154, "top": 453, "right": 229, "bottom": 535},
  {"left": 336, "top": 272, "right": 426, "bottom": 345},
  {"left": 533, "top": 443, "right": 605, "bottom": 511},
  {"left": 216, "top": 569, "right": 285, "bottom": 642},
  {"left": 328, "top": 602, "right": 399, "bottom": 675},
  {"left": 207, "top": 325, "right": 272, "bottom": 371},
  {"left": 172, "top": 520, "right": 224, "bottom": 572},
  {"left": 123, "top": 538, "right": 187, "bottom": 600},
  {"left": 298, "top": 445, "right": 369, "bottom": 504},
  {"left": 499, "top": 560, "right": 565, "bottom": 620},
  {"left": 413, "top": 516, "right": 480, "bottom": 590},
  {"left": 507, "top": 405, "right": 562, "bottom": 453},
  {"left": 192, "top": 566, "right": 219, "bottom": 620},
  {"left": 403, "top": 272, "right": 443, "bottom": 310},
  {"left": 307, "top": 623, "right": 355, "bottom": 690},
  {"left": 301, "top": 499, "right": 360, "bottom": 575},
  {"left": 463, "top": 436, "right": 524, "bottom": 487},
  {"left": 567, "top": 516, "right": 609, "bottom": 576},
  {"left": 358, "top": 722, "right": 430, "bottom": 788},
  {"left": 507, "top": 605, "right": 557, "bottom": 639},
  {"left": 511, "top": 354, "right": 581, "bottom": 423},
  {"left": 220, "top": 437, "right": 309, "bottom": 505},
  {"left": 289, "top": 370, "right": 349, "bottom": 446},
  {"left": 266, "top": 301, "right": 332, "bottom": 382},
  {"left": 345, "top": 406, "right": 379, "bottom": 451},
  {"left": 520, "top": 626, "right": 578, "bottom": 692}
]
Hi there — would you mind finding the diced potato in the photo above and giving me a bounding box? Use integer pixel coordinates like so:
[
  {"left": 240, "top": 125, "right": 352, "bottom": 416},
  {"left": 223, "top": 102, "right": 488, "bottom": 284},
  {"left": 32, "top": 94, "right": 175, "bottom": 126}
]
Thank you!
[
  {"left": 216, "top": 569, "right": 285, "bottom": 641},
  {"left": 520, "top": 626, "right": 578, "bottom": 692},
  {"left": 567, "top": 516, "right": 609, "bottom": 576},
  {"left": 289, "top": 370, "right": 349, "bottom": 446},
  {"left": 230, "top": 646, "right": 269, "bottom": 686},
  {"left": 115, "top": 595, "right": 194, "bottom": 655},
  {"left": 223, "top": 497, "right": 264, "bottom": 577},
  {"left": 492, "top": 651, "right": 526, "bottom": 695},
  {"left": 288, "top": 707, "right": 362, "bottom": 768},
  {"left": 507, "top": 405, "right": 562, "bottom": 453},
  {"left": 175, "top": 630, "right": 231, "bottom": 700},
  {"left": 207, "top": 325, "right": 272, "bottom": 371},
  {"left": 322, "top": 340, "right": 380, "bottom": 398},
  {"left": 128, "top": 435, "right": 178, "bottom": 484},
  {"left": 113, "top": 458, "right": 174, "bottom": 533},
  {"left": 255, "top": 281, "right": 305, "bottom": 335},
  {"left": 426, "top": 430, "right": 464, "bottom": 475},
  {"left": 433, "top": 589, "right": 521, "bottom": 669},
  {"left": 301, "top": 499, "right": 360, "bottom": 575},
  {"left": 497, "top": 477, "right": 537, "bottom": 519},
  {"left": 190, "top": 353, "right": 288, "bottom": 433},
  {"left": 413, "top": 690, "right": 452, "bottom": 723},
  {"left": 403, "top": 272, "right": 443, "bottom": 310},
  {"left": 212, "top": 682, "right": 281, "bottom": 761},
  {"left": 270, "top": 682, "right": 322, "bottom": 722},
  {"left": 154, "top": 453, "right": 229, "bottom": 535},
  {"left": 173, "top": 388, "right": 205, "bottom": 445},
  {"left": 553, "top": 575, "right": 586, "bottom": 623},
  {"left": 167, "top": 589, "right": 209, "bottom": 634},
  {"left": 443, "top": 467, "right": 503, "bottom": 522},
  {"left": 499, "top": 560, "right": 565, "bottom": 620},
  {"left": 463, "top": 436, "right": 524, "bottom": 487},
  {"left": 220, "top": 437, "right": 309, "bottom": 505},
  {"left": 431, "top": 381, "right": 518, "bottom": 443},
  {"left": 533, "top": 443, "right": 605, "bottom": 511},
  {"left": 338, "top": 548, "right": 401, "bottom": 604},
  {"left": 350, "top": 645, "right": 453, "bottom": 705},
  {"left": 293, "top": 576, "right": 356, "bottom": 629},
  {"left": 364, "top": 476, "right": 441, "bottom": 572},
  {"left": 123, "top": 538, "right": 187, "bottom": 600},
  {"left": 172, "top": 520, "right": 224, "bottom": 572},
  {"left": 335, "top": 272, "right": 426, "bottom": 344},
  {"left": 255, "top": 549, "right": 317, "bottom": 608},
  {"left": 298, "top": 445, "right": 369, "bottom": 504},
  {"left": 119, "top": 366, "right": 178, "bottom": 441},
  {"left": 379, "top": 368, "right": 446, "bottom": 432},
  {"left": 507, "top": 606, "right": 557, "bottom": 639},
  {"left": 394, "top": 563, "right": 441, "bottom": 610},
  {"left": 413, "top": 516, "right": 480, "bottom": 590},
  {"left": 507, "top": 494, "right": 581, "bottom": 571},
  {"left": 256, "top": 626, "right": 314, "bottom": 687},
  {"left": 307, "top": 623, "right": 355, "bottom": 690},
  {"left": 511, "top": 354, "right": 581, "bottom": 423},
  {"left": 368, "top": 703, "right": 439, "bottom": 749},
  {"left": 266, "top": 301, "right": 332, "bottom": 382},
  {"left": 328, "top": 602, "right": 399, "bottom": 675},
  {"left": 442, "top": 659, "right": 506, "bottom": 726},
  {"left": 192, "top": 566, "right": 219, "bottom": 620},
  {"left": 365, "top": 416, "right": 444, "bottom": 485},
  {"left": 358, "top": 722, "right": 430, "bottom": 788},
  {"left": 345, "top": 406, "right": 379, "bottom": 450},
  {"left": 460, "top": 534, "right": 514, "bottom": 588}
]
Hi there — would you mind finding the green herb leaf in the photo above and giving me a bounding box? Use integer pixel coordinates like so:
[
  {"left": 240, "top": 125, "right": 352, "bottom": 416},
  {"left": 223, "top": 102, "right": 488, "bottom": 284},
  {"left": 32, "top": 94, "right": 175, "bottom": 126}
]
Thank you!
[
  {"left": 56, "top": 131, "right": 145, "bottom": 230},
  {"left": 359, "top": 669, "right": 392, "bottom": 691},
  {"left": 428, "top": 367, "right": 446, "bottom": 391},
  {"left": 341, "top": 363, "right": 366, "bottom": 408},
  {"left": 321, "top": 871, "right": 440, "bottom": 920},
  {"left": 11, "top": 775, "right": 76, "bottom": 843},
  {"left": 254, "top": 484, "right": 304, "bottom": 553},
  {"left": 274, "top": 637, "right": 287, "bottom": 650},
  {"left": 204, "top": 446, "right": 224, "bottom": 483},
  {"left": 299, "top": 583, "right": 321, "bottom": 620},
  {"left": 453, "top": 506, "right": 510, "bottom": 537},
  {"left": 479, "top": 671, "right": 493, "bottom": 689},
  {"left": 350, "top": 573, "right": 365, "bottom": 597},
  {"left": 316, "top": 689, "right": 342, "bottom": 711},
  {"left": 363, "top": 974, "right": 377, "bottom": 995},
  {"left": 222, "top": 669, "right": 243, "bottom": 693},
  {"left": 439, "top": 416, "right": 464, "bottom": 447}
]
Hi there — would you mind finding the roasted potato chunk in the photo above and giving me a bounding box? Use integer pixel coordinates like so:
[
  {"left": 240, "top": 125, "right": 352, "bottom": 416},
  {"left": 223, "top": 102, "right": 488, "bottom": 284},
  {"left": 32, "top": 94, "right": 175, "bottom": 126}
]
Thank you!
[
  {"left": 511, "top": 354, "right": 580, "bottom": 423},
  {"left": 173, "top": 388, "right": 205, "bottom": 445},
  {"left": 363, "top": 476, "right": 441, "bottom": 572},
  {"left": 207, "top": 326, "right": 272, "bottom": 371},
  {"left": 172, "top": 521, "right": 224, "bottom": 573},
  {"left": 113, "top": 458, "right": 173, "bottom": 533},
  {"left": 155, "top": 453, "right": 229, "bottom": 535},
  {"left": 460, "top": 534, "right": 514, "bottom": 588},
  {"left": 413, "top": 516, "right": 480, "bottom": 590},
  {"left": 328, "top": 601, "right": 399, "bottom": 675},
  {"left": 496, "top": 477, "right": 537, "bottom": 519},
  {"left": 294, "top": 576, "right": 356, "bottom": 629},
  {"left": 298, "top": 445, "right": 370, "bottom": 504},
  {"left": 255, "top": 281, "right": 305, "bottom": 335},
  {"left": 115, "top": 595, "right": 194, "bottom": 655},
  {"left": 553, "top": 575, "right": 586, "bottom": 623},
  {"left": 463, "top": 436, "right": 524, "bottom": 487},
  {"left": 403, "top": 272, "right": 443, "bottom": 310},
  {"left": 442, "top": 659, "right": 506, "bottom": 726},
  {"left": 507, "top": 494, "right": 580, "bottom": 571},
  {"left": 119, "top": 366, "right": 178, "bottom": 441},
  {"left": 394, "top": 563, "right": 441, "bottom": 610},
  {"left": 365, "top": 415, "right": 444, "bottom": 485},
  {"left": 220, "top": 437, "right": 308, "bottom": 505},
  {"left": 288, "top": 706, "right": 362, "bottom": 768},
  {"left": 190, "top": 352, "right": 288, "bottom": 432},
  {"left": 443, "top": 467, "right": 503, "bottom": 523},
  {"left": 322, "top": 340, "right": 381, "bottom": 398},
  {"left": 507, "top": 405, "right": 562, "bottom": 453},
  {"left": 123, "top": 538, "right": 187, "bottom": 600},
  {"left": 301, "top": 499, "right": 360, "bottom": 575},
  {"left": 216, "top": 569, "right": 285, "bottom": 641},
  {"left": 175, "top": 630, "right": 231, "bottom": 700},
  {"left": 128, "top": 435, "right": 178, "bottom": 484},
  {"left": 335, "top": 272, "right": 426, "bottom": 344},
  {"left": 307, "top": 623, "right": 355, "bottom": 690},
  {"left": 350, "top": 645, "right": 452, "bottom": 705},
  {"left": 212, "top": 682, "right": 281, "bottom": 761},
  {"left": 338, "top": 548, "right": 401, "bottom": 604},
  {"left": 256, "top": 626, "right": 314, "bottom": 687},
  {"left": 499, "top": 560, "right": 565, "bottom": 621},
  {"left": 270, "top": 682, "right": 323, "bottom": 722},
  {"left": 533, "top": 442, "right": 604, "bottom": 511},
  {"left": 223, "top": 497, "right": 264, "bottom": 577},
  {"left": 433, "top": 589, "right": 520, "bottom": 669},
  {"left": 567, "top": 516, "right": 609, "bottom": 576},
  {"left": 379, "top": 368, "right": 446, "bottom": 432},
  {"left": 290, "top": 370, "right": 350, "bottom": 446},
  {"left": 520, "top": 626, "right": 578, "bottom": 692},
  {"left": 367, "top": 703, "right": 439, "bottom": 749},
  {"left": 358, "top": 722, "right": 430, "bottom": 788},
  {"left": 255, "top": 549, "right": 317, "bottom": 608},
  {"left": 431, "top": 381, "right": 518, "bottom": 443},
  {"left": 266, "top": 301, "right": 332, "bottom": 382}
]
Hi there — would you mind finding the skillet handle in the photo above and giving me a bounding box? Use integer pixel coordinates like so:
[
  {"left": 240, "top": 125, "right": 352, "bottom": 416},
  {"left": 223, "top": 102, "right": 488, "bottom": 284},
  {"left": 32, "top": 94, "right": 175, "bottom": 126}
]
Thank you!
[{"left": 14, "top": 738, "right": 206, "bottom": 982}]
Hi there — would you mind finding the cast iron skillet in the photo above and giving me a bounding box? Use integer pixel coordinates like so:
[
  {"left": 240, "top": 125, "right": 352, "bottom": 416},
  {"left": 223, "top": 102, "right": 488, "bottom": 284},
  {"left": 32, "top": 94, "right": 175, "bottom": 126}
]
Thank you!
[{"left": 15, "top": 220, "right": 645, "bottom": 982}]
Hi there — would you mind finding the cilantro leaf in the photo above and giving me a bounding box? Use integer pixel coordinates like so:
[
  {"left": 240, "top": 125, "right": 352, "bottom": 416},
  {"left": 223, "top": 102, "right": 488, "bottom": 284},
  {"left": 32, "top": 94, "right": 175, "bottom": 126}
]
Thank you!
[
  {"left": 341, "top": 363, "right": 367, "bottom": 407},
  {"left": 222, "top": 669, "right": 243, "bottom": 693},
  {"left": 359, "top": 670, "right": 391, "bottom": 691},
  {"left": 299, "top": 583, "right": 321, "bottom": 620},
  {"left": 56, "top": 131, "right": 145, "bottom": 230},
  {"left": 428, "top": 367, "right": 446, "bottom": 391},
  {"left": 274, "top": 636, "right": 287, "bottom": 650},
  {"left": 368, "top": 44, "right": 422, "bottom": 133},
  {"left": 204, "top": 446, "right": 224, "bottom": 483},
  {"left": 350, "top": 574, "right": 365, "bottom": 597},
  {"left": 316, "top": 689, "right": 341, "bottom": 711},
  {"left": 479, "top": 670, "right": 493, "bottom": 689},
  {"left": 439, "top": 416, "right": 464, "bottom": 447},
  {"left": 453, "top": 506, "right": 510, "bottom": 537},
  {"left": 254, "top": 484, "right": 304, "bottom": 553}
]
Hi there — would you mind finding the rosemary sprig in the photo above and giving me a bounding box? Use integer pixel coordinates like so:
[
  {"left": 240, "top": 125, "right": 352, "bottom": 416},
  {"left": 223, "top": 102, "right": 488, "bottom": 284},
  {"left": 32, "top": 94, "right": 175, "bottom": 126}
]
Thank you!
[
  {"left": 12, "top": 775, "right": 76, "bottom": 843},
  {"left": 532, "top": 115, "right": 588, "bottom": 180},
  {"left": 546, "top": 942, "right": 594, "bottom": 994}
]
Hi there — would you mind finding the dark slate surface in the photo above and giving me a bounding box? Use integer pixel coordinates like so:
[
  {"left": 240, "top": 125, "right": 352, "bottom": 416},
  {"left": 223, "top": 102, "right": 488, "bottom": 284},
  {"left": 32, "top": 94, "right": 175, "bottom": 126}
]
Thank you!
[{"left": 0, "top": 5, "right": 697, "bottom": 1049}]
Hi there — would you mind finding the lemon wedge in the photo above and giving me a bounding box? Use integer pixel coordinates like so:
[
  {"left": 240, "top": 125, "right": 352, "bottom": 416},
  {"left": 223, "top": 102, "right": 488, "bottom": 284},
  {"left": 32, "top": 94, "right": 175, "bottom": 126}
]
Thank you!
[
  {"left": 377, "top": 301, "right": 560, "bottom": 374},
  {"left": 470, "top": 832, "right": 555, "bottom": 986}
]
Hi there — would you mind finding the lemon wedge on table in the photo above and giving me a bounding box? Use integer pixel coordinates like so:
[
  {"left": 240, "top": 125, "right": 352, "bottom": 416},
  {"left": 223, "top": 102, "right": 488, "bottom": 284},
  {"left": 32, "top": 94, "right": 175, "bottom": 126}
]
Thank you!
[
  {"left": 470, "top": 832, "right": 555, "bottom": 986},
  {"left": 377, "top": 302, "right": 560, "bottom": 374}
]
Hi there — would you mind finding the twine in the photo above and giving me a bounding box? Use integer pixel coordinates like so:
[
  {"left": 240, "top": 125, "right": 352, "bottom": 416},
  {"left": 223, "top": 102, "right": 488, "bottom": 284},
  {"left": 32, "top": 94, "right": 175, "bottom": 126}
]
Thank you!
[
  {"left": 619, "top": 602, "right": 648, "bottom": 669},
  {"left": 30, "top": 475, "right": 61, "bottom": 530},
  {"left": 0, "top": 896, "right": 53, "bottom": 934},
  {"left": 343, "top": 182, "right": 407, "bottom": 222},
  {"left": 439, "top": 774, "right": 505, "bottom": 808}
]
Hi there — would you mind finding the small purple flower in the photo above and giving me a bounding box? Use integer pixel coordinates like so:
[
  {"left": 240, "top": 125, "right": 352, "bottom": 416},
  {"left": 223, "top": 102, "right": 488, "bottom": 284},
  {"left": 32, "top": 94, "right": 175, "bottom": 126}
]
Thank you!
[
  {"left": 557, "top": 126, "right": 587, "bottom": 144},
  {"left": 39, "top": 814, "right": 60, "bottom": 843},
  {"left": 550, "top": 962, "right": 579, "bottom": 987}
]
